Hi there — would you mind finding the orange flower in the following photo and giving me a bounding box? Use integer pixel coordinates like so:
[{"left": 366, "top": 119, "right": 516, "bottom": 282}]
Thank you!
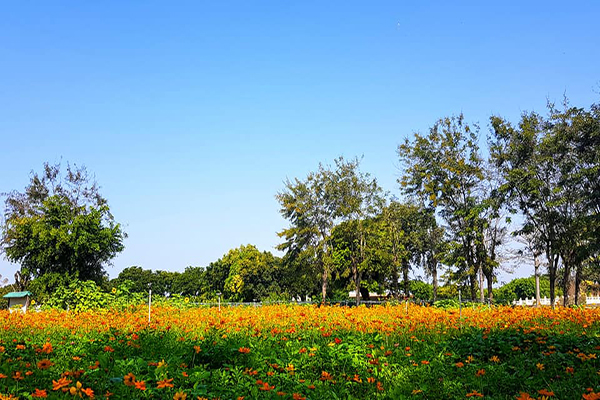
[
  {"left": 41, "top": 342, "right": 53, "bottom": 354},
  {"left": 13, "top": 371, "right": 24, "bottom": 380},
  {"left": 124, "top": 372, "right": 136, "bottom": 386},
  {"left": 259, "top": 382, "right": 275, "bottom": 391},
  {"left": 134, "top": 380, "right": 146, "bottom": 390},
  {"left": 238, "top": 347, "right": 251, "bottom": 354},
  {"left": 52, "top": 377, "right": 72, "bottom": 391},
  {"left": 320, "top": 371, "right": 333, "bottom": 381},
  {"left": 292, "top": 394, "right": 306, "bottom": 400},
  {"left": 421, "top": 360, "right": 430, "bottom": 365},
  {"left": 515, "top": 393, "right": 533, "bottom": 400},
  {"left": 37, "top": 359, "right": 54, "bottom": 369},
  {"left": 31, "top": 389, "right": 48, "bottom": 398},
  {"left": 536, "top": 363, "right": 544, "bottom": 370},
  {"left": 157, "top": 378, "right": 174, "bottom": 388},
  {"left": 456, "top": 362, "right": 465, "bottom": 368},
  {"left": 537, "top": 389, "right": 554, "bottom": 397},
  {"left": 466, "top": 390, "right": 484, "bottom": 397},
  {"left": 16, "top": 344, "right": 26, "bottom": 350},
  {"left": 475, "top": 369, "right": 485, "bottom": 377},
  {"left": 194, "top": 345, "right": 202, "bottom": 353},
  {"left": 489, "top": 356, "right": 500, "bottom": 363},
  {"left": 566, "top": 366, "right": 574, "bottom": 374}
]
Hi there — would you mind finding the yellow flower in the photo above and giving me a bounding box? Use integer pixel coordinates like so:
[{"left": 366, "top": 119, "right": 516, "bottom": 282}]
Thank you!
[
  {"left": 536, "top": 363, "right": 544, "bottom": 371},
  {"left": 112, "top": 288, "right": 117, "bottom": 294},
  {"left": 174, "top": 392, "right": 187, "bottom": 400}
]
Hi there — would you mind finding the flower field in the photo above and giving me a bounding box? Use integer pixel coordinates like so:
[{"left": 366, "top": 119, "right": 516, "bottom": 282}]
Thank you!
[{"left": 0, "top": 305, "right": 599, "bottom": 400}]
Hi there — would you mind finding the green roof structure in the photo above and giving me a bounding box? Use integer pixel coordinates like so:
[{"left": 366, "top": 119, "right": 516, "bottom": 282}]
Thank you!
[{"left": 3, "top": 291, "right": 32, "bottom": 298}]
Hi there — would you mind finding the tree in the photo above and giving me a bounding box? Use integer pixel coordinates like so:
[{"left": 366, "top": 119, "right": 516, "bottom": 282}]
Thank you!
[
  {"left": 380, "top": 201, "right": 423, "bottom": 298},
  {"left": 331, "top": 217, "right": 388, "bottom": 303},
  {"left": 277, "top": 163, "right": 336, "bottom": 302},
  {"left": 416, "top": 207, "right": 447, "bottom": 302},
  {"left": 490, "top": 100, "right": 600, "bottom": 306},
  {"left": 221, "top": 244, "right": 282, "bottom": 302},
  {"left": 398, "top": 115, "right": 487, "bottom": 301},
  {"left": 277, "top": 157, "right": 376, "bottom": 302},
  {"left": 332, "top": 157, "right": 385, "bottom": 304},
  {"left": 1, "top": 163, "right": 126, "bottom": 284}
]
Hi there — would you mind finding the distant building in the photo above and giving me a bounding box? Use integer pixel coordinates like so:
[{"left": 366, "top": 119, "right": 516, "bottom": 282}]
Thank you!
[{"left": 348, "top": 290, "right": 391, "bottom": 301}]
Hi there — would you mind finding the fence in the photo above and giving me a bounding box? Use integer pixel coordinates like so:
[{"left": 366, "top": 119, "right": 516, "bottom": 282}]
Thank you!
[{"left": 512, "top": 296, "right": 600, "bottom": 306}]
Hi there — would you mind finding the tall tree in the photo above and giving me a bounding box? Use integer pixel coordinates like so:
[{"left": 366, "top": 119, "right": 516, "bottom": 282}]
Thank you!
[
  {"left": 1, "top": 163, "right": 126, "bottom": 284},
  {"left": 277, "top": 162, "right": 337, "bottom": 302},
  {"left": 490, "top": 101, "right": 600, "bottom": 306},
  {"left": 333, "top": 157, "right": 385, "bottom": 304},
  {"left": 398, "top": 115, "right": 486, "bottom": 300}
]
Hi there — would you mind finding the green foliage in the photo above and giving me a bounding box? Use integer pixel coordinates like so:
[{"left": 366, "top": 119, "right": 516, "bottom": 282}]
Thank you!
[
  {"left": 433, "top": 299, "right": 460, "bottom": 308},
  {"left": 36, "top": 278, "right": 145, "bottom": 311},
  {"left": 44, "top": 279, "right": 110, "bottom": 311},
  {"left": 494, "top": 276, "right": 559, "bottom": 303},
  {"left": 222, "top": 244, "right": 283, "bottom": 302},
  {"left": 398, "top": 115, "right": 496, "bottom": 301},
  {"left": 490, "top": 101, "right": 600, "bottom": 305},
  {"left": 1, "top": 163, "right": 125, "bottom": 285},
  {"left": 409, "top": 280, "right": 433, "bottom": 300},
  {"left": 27, "top": 272, "right": 72, "bottom": 305}
]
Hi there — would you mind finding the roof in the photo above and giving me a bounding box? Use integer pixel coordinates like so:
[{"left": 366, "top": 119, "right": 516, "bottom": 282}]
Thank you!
[{"left": 2, "top": 291, "right": 32, "bottom": 298}]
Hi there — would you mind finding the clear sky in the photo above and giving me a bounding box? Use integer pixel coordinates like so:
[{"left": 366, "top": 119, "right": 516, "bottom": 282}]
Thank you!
[{"left": 1, "top": 1, "right": 598, "bottom": 286}]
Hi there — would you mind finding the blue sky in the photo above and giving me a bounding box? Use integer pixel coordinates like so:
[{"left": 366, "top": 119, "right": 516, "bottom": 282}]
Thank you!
[{"left": 1, "top": 1, "right": 598, "bottom": 285}]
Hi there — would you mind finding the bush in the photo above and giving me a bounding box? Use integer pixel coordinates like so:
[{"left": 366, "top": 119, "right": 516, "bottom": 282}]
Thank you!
[
  {"left": 494, "top": 276, "right": 560, "bottom": 303},
  {"left": 409, "top": 280, "right": 433, "bottom": 300}
]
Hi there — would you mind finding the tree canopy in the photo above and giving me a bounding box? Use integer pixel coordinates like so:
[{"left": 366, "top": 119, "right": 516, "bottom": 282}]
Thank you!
[{"left": 1, "top": 162, "right": 126, "bottom": 285}]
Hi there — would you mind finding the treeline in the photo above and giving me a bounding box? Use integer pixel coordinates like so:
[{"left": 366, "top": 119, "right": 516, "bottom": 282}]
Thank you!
[
  {"left": 1, "top": 99, "right": 598, "bottom": 308},
  {"left": 275, "top": 101, "right": 599, "bottom": 306}
]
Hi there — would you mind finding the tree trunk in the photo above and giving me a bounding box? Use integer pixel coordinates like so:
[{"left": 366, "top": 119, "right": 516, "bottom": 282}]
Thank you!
[
  {"left": 469, "top": 271, "right": 477, "bottom": 301},
  {"left": 478, "top": 266, "right": 485, "bottom": 303},
  {"left": 574, "top": 265, "right": 582, "bottom": 306},
  {"left": 485, "top": 271, "right": 494, "bottom": 304},
  {"left": 562, "top": 259, "right": 571, "bottom": 307},
  {"left": 534, "top": 254, "right": 541, "bottom": 307},
  {"left": 321, "top": 267, "right": 328, "bottom": 303},
  {"left": 431, "top": 259, "right": 438, "bottom": 302},
  {"left": 547, "top": 247, "right": 557, "bottom": 308},
  {"left": 392, "top": 262, "right": 400, "bottom": 299},
  {"left": 402, "top": 261, "right": 410, "bottom": 298},
  {"left": 353, "top": 263, "right": 361, "bottom": 306}
]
